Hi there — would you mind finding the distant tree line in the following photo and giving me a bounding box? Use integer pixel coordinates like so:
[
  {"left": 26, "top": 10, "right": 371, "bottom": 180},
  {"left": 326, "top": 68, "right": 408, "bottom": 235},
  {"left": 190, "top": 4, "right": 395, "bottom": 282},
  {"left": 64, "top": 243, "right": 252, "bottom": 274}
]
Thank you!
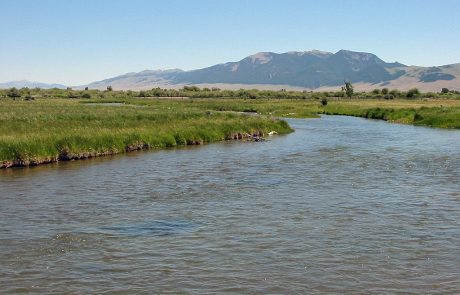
[{"left": 1, "top": 85, "right": 459, "bottom": 100}]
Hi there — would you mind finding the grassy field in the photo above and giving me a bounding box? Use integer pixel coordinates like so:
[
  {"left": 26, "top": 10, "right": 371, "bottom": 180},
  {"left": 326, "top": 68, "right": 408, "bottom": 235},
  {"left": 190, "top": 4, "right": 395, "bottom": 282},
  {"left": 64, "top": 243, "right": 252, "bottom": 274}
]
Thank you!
[
  {"left": 1, "top": 96, "right": 459, "bottom": 168},
  {"left": 0, "top": 98, "right": 295, "bottom": 167}
]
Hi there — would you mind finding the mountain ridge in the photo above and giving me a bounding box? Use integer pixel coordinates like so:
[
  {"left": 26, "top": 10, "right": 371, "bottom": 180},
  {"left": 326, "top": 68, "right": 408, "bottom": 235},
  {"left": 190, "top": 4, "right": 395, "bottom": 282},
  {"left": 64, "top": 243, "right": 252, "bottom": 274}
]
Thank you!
[
  {"left": 2, "top": 50, "right": 459, "bottom": 91},
  {"left": 0, "top": 80, "right": 67, "bottom": 89},
  {"left": 83, "top": 49, "right": 459, "bottom": 91}
]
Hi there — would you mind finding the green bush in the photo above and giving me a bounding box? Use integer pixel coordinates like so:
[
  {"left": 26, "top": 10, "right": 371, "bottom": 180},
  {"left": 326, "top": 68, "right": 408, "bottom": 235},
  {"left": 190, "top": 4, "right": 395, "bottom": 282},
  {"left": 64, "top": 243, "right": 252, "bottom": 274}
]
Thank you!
[{"left": 406, "top": 88, "right": 420, "bottom": 98}]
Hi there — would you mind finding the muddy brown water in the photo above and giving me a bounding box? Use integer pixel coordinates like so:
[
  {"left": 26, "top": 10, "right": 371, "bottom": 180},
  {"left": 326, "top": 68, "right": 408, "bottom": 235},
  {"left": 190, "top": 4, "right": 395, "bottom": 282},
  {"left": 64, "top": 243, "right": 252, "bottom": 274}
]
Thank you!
[{"left": 1, "top": 116, "right": 460, "bottom": 294}]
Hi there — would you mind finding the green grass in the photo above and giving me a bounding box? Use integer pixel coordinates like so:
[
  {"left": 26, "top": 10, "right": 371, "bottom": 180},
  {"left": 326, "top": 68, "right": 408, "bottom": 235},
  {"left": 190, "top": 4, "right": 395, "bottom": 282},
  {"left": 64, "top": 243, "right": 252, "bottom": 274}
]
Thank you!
[
  {"left": 1, "top": 96, "right": 460, "bottom": 167},
  {"left": 320, "top": 98, "right": 460, "bottom": 128},
  {"left": 0, "top": 98, "right": 294, "bottom": 167}
]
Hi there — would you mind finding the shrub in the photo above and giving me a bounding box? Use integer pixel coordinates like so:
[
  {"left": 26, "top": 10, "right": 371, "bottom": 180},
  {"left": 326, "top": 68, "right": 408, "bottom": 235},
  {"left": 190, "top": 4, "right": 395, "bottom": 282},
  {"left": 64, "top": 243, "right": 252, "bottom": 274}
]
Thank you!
[
  {"left": 406, "top": 88, "right": 420, "bottom": 98},
  {"left": 67, "top": 92, "right": 78, "bottom": 98},
  {"left": 7, "top": 87, "right": 21, "bottom": 98},
  {"left": 320, "top": 98, "right": 328, "bottom": 106},
  {"left": 389, "top": 89, "right": 400, "bottom": 97}
]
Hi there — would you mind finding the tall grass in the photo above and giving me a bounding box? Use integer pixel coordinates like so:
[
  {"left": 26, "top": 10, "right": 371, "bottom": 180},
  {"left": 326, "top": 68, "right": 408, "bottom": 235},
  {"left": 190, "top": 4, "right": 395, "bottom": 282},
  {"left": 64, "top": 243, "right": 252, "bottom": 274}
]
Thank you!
[
  {"left": 0, "top": 99, "right": 293, "bottom": 166},
  {"left": 1, "top": 97, "right": 459, "bottom": 167},
  {"left": 320, "top": 99, "right": 460, "bottom": 128}
]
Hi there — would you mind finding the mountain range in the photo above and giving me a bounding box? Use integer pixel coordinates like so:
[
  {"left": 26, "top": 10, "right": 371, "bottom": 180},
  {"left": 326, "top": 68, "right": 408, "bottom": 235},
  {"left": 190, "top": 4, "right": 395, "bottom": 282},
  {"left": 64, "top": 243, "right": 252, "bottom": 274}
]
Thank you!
[
  {"left": 0, "top": 80, "right": 66, "bottom": 89},
  {"left": 3, "top": 50, "right": 460, "bottom": 91}
]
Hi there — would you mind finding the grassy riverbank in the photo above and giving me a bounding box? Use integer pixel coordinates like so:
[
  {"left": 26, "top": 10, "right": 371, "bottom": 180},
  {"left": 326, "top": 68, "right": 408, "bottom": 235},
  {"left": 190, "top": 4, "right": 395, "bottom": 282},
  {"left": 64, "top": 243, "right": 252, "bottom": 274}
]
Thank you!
[
  {"left": 1, "top": 96, "right": 460, "bottom": 168},
  {"left": 185, "top": 97, "right": 460, "bottom": 128},
  {"left": 320, "top": 99, "right": 460, "bottom": 128},
  {"left": 0, "top": 99, "right": 293, "bottom": 168}
]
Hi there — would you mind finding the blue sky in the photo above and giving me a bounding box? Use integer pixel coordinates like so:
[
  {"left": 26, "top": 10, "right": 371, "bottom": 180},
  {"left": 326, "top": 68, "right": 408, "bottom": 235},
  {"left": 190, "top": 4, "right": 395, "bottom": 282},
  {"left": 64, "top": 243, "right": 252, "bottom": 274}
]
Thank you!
[{"left": 1, "top": 0, "right": 459, "bottom": 85}]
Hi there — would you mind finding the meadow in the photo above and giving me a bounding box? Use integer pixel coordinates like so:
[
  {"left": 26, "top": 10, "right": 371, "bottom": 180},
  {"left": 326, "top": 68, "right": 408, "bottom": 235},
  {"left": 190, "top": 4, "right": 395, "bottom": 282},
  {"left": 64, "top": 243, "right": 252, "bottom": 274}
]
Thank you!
[
  {"left": 1, "top": 88, "right": 460, "bottom": 168},
  {"left": 0, "top": 98, "right": 294, "bottom": 168}
]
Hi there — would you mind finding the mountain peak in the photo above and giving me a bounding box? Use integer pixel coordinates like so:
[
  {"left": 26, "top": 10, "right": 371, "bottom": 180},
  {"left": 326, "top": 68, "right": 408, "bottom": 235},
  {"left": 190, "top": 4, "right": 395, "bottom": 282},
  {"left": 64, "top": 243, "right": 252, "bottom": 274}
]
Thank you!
[
  {"left": 335, "top": 49, "right": 382, "bottom": 63},
  {"left": 247, "top": 52, "right": 274, "bottom": 64}
]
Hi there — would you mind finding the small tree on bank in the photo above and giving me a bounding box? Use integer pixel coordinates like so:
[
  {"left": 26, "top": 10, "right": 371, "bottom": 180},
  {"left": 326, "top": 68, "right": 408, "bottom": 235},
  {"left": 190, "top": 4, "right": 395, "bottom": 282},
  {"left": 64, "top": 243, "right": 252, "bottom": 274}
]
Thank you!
[{"left": 342, "top": 81, "right": 354, "bottom": 99}]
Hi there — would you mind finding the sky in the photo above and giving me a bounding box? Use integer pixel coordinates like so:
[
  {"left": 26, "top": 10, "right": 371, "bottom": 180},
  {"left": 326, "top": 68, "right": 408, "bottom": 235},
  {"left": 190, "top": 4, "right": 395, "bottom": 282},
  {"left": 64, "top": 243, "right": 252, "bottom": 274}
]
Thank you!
[{"left": 1, "top": 0, "right": 459, "bottom": 85}]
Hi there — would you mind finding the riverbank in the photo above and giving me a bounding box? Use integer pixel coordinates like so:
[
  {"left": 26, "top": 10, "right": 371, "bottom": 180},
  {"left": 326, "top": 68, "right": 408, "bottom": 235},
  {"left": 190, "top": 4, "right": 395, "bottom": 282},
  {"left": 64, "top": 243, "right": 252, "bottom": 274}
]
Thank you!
[
  {"left": 1, "top": 97, "right": 459, "bottom": 168},
  {"left": 320, "top": 99, "right": 460, "bottom": 128},
  {"left": 0, "top": 99, "right": 293, "bottom": 168}
]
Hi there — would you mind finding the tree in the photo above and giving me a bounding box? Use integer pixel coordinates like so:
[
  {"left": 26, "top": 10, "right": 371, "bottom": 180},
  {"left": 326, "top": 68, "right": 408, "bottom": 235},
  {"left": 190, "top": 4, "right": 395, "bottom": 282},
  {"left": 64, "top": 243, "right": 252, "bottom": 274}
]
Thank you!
[
  {"left": 389, "top": 89, "right": 400, "bottom": 97},
  {"left": 183, "top": 85, "right": 200, "bottom": 91},
  {"left": 84, "top": 87, "right": 89, "bottom": 91},
  {"left": 381, "top": 88, "right": 389, "bottom": 95},
  {"left": 7, "top": 87, "right": 21, "bottom": 98},
  {"left": 320, "top": 98, "right": 328, "bottom": 106},
  {"left": 107, "top": 85, "right": 113, "bottom": 91},
  {"left": 342, "top": 81, "right": 354, "bottom": 98},
  {"left": 441, "top": 88, "right": 449, "bottom": 94},
  {"left": 406, "top": 88, "right": 420, "bottom": 98},
  {"left": 384, "top": 94, "right": 394, "bottom": 100}
]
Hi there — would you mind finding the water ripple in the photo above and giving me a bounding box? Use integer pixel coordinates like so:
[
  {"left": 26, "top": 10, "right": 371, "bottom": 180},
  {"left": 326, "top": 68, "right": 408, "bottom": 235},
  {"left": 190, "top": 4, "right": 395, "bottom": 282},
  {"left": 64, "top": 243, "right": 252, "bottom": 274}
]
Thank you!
[{"left": 1, "top": 116, "right": 460, "bottom": 293}]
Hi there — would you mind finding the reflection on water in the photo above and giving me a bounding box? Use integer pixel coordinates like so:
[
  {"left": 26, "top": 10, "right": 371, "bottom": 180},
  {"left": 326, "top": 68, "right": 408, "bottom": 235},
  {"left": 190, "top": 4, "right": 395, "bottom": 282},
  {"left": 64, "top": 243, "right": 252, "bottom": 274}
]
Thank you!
[{"left": 1, "top": 116, "right": 460, "bottom": 293}]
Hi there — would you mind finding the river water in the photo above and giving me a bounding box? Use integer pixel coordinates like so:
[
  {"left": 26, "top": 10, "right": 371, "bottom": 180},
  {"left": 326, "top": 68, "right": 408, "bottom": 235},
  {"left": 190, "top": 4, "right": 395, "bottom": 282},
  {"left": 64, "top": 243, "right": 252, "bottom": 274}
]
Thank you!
[{"left": 1, "top": 116, "right": 460, "bottom": 294}]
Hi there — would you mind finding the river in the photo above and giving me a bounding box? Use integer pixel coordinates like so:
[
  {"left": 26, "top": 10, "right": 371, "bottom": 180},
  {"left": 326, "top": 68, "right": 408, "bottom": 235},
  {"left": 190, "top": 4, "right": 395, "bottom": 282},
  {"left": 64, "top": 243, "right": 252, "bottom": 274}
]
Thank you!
[{"left": 1, "top": 116, "right": 459, "bottom": 293}]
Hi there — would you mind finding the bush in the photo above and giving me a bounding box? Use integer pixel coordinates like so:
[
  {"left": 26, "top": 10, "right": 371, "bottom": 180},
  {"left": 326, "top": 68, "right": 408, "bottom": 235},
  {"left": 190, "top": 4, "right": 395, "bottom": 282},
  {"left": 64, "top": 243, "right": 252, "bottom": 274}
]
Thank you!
[
  {"left": 7, "top": 87, "right": 21, "bottom": 98},
  {"left": 82, "top": 93, "right": 91, "bottom": 99},
  {"left": 67, "top": 92, "right": 78, "bottom": 98},
  {"left": 384, "top": 94, "right": 394, "bottom": 100},
  {"left": 406, "top": 88, "right": 420, "bottom": 98},
  {"left": 320, "top": 98, "right": 328, "bottom": 106},
  {"left": 183, "top": 86, "right": 200, "bottom": 91},
  {"left": 389, "top": 89, "right": 400, "bottom": 97}
]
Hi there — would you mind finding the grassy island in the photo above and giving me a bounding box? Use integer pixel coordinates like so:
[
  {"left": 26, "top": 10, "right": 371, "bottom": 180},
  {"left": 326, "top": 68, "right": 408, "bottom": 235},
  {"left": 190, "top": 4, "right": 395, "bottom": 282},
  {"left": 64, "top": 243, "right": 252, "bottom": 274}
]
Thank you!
[{"left": 1, "top": 87, "right": 460, "bottom": 168}]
